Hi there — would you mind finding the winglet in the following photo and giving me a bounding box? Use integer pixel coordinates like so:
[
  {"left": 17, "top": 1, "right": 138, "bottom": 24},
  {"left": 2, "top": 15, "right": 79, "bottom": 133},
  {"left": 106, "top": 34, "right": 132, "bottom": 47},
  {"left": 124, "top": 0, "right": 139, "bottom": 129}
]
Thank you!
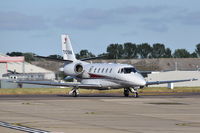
[{"left": 191, "top": 78, "right": 198, "bottom": 81}]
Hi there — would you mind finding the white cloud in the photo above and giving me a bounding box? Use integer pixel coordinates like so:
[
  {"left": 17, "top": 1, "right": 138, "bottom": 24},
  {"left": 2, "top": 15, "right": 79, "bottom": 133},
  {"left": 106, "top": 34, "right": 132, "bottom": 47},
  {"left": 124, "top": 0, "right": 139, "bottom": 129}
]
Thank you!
[
  {"left": 175, "top": 11, "right": 200, "bottom": 26},
  {"left": 54, "top": 6, "right": 169, "bottom": 30},
  {"left": 0, "top": 11, "right": 48, "bottom": 31}
]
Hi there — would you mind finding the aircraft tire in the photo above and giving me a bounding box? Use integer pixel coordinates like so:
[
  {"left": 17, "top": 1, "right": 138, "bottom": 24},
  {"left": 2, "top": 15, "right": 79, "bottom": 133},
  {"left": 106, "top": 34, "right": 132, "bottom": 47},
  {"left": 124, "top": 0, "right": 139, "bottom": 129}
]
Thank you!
[
  {"left": 124, "top": 88, "right": 129, "bottom": 97},
  {"left": 72, "top": 90, "right": 78, "bottom": 97},
  {"left": 134, "top": 92, "right": 139, "bottom": 98}
]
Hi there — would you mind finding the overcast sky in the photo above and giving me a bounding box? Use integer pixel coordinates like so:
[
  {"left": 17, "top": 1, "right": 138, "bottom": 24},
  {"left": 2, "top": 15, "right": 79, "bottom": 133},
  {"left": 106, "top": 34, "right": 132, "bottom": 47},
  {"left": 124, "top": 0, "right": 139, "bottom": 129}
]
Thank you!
[{"left": 1, "top": 0, "right": 200, "bottom": 56}]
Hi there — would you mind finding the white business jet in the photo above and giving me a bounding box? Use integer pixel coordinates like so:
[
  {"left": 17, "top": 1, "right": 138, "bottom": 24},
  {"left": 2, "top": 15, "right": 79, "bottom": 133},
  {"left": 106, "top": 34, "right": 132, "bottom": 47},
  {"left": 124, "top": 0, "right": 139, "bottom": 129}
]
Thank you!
[{"left": 14, "top": 35, "right": 197, "bottom": 97}]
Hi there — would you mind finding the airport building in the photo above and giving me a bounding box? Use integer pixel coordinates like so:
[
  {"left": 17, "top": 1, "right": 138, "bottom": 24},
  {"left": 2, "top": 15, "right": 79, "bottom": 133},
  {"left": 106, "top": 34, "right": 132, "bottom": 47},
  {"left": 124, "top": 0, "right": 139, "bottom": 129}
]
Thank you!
[
  {"left": 0, "top": 53, "right": 56, "bottom": 88},
  {"left": 146, "top": 70, "right": 200, "bottom": 88}
]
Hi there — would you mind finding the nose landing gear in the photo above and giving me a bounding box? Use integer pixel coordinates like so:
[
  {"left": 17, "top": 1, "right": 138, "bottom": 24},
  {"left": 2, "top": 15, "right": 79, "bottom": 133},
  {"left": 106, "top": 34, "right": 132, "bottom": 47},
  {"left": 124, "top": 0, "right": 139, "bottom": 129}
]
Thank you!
[
  {"left": 123, "top": 87, "right": 139, "bottom": 98},
  {"left": 69, "top": 87, "right": 79, "bottom": 97}
]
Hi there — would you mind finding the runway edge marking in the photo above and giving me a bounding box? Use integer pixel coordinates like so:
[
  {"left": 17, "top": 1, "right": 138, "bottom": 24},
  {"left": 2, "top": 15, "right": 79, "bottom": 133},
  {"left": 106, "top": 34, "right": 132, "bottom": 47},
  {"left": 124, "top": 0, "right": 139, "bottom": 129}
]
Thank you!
[{"left": 0, "top": 121, "right": 50, "bottom": 133}]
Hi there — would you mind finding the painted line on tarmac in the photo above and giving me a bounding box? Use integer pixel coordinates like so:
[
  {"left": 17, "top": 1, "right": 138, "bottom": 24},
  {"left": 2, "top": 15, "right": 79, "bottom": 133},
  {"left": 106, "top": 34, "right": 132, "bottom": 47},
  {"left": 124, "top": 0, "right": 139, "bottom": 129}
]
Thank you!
[{"left": 0, "top": 121, "right": 50, "bottom": 133}]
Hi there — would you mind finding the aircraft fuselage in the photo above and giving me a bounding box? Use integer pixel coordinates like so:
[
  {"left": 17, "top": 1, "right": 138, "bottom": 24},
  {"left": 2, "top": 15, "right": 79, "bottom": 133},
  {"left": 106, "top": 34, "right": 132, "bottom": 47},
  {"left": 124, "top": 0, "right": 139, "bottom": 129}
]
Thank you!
[{"left": 63, "top": 61, "right": 146, "bottom": 89}]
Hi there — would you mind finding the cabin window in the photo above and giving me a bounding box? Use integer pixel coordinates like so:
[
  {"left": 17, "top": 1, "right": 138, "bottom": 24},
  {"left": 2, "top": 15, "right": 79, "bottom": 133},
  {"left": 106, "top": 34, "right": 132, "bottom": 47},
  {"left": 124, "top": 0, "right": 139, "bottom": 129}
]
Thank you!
[
  {"left": 97, "top": 68, "right": 101, "bottom": 73},
  {"left": 94, "top": 68, "right": 97, "bottom": 73},
  {"left": 118, "top": 69, "right": 120, "bottom": 73},
  {"left": 89, "top": 66, "right": 94, "bottom": 72},
  {"left": 101, "top": 68, "right": 104, "bottom": 73},
  {"left": 105, "top": 68, "right": 109, "bottom": 73},
  {"left": 109, "top": 68, "right": 112, "bottom": 73}
]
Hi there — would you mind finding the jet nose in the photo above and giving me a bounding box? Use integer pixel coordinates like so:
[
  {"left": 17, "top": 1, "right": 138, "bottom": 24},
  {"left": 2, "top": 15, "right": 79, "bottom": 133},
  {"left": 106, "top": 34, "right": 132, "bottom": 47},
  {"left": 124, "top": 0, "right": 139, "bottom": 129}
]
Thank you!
[
  {"left": 136, "top": 73, "right": 146, "bottom": 86},
  {"left": 138, "top": 79, "right": 146, "bottom": 86}
]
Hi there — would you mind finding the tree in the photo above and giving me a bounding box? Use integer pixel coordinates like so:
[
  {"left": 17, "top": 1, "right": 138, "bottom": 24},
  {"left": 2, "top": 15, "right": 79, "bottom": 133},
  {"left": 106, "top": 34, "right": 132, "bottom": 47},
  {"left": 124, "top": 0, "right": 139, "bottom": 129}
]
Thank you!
[
  {"left": 98, "top": 53, "right": 108, "bottom": 59},
  {"left": 76, "top": 49, "right": 95, "bottom": 59},
  {"left": 48, "top": 54, "right": 63, "bottom": 60},
  {"left": 137, "top": 43, "right": 152, "bottom": 58},
  {"left": 123, "top": 42, "right": 138, "bottom": 59},
  {"left": 151, "top": 43, "right": 166, "bottom": 58},
  {"left": 6, "top": 52, "right": 23, "bottom": 56},
  {"left": 190, "top": 52, "right": 198, "bottom": 58},
  {"left": 107, "top": 44, "right": 124, "bottom": 59},
  {"left": 23, "top": 53, "right": 36, "bottom": 62},
  {"left": 6, "top": 52, "right": 36, "bottom": 62},
  {"left": 173, "top": 49, "right": 191, "bottom": 58},
  {"left": 163, "top": 48, "right": 172, "bottom": 58},
  {"left": 195, "top": 43, "right": 200, "bottom": 57}
]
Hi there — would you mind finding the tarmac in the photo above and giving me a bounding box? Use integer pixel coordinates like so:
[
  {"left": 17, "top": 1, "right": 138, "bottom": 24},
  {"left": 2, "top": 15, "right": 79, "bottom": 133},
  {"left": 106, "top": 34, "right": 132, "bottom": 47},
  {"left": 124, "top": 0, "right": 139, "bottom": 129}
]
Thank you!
[{"left": 0, "top": 94, "right": 200, "bottom": 133}]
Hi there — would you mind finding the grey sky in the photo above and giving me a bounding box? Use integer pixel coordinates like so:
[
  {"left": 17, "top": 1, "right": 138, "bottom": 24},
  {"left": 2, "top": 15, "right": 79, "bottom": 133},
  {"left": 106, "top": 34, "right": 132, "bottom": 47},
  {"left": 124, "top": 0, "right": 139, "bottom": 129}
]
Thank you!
[{"left": 1, "top": 0, "right": 200, "bottom": 56}]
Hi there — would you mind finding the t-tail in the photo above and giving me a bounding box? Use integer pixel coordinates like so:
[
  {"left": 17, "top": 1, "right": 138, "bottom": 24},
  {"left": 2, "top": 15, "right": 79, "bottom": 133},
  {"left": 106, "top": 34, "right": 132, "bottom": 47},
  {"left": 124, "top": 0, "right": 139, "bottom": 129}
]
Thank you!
[{"left": 61, "top": 34, "right": 77, "bottom": 62}]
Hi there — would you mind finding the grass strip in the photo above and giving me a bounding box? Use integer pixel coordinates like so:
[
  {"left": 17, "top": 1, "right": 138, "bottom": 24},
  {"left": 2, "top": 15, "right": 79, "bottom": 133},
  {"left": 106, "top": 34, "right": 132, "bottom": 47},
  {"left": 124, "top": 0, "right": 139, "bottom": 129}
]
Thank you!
[{"left": 0, "top": 87, "right": 200, "bottom": 95}]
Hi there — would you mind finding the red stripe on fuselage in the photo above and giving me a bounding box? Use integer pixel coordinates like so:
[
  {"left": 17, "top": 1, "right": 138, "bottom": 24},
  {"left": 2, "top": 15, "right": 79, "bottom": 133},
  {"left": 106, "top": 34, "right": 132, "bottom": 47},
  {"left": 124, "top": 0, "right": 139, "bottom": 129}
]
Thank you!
[{"left": 89, "top": 73, "right": 105, "bottom": 78}]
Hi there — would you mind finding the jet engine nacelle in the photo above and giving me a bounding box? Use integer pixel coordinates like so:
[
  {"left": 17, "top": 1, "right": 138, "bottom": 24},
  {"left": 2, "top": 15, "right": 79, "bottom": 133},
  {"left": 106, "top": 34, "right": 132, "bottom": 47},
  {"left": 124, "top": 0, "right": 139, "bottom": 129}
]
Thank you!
[{"left": 63, "top": 63, "right": 84, "bottom": 76}]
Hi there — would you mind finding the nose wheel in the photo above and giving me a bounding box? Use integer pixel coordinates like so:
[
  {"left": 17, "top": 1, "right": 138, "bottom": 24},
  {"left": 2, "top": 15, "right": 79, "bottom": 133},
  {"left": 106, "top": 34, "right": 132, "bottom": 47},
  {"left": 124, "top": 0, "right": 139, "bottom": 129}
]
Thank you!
[
  {"left": 133, "top": 91, "right": 139, "bottom": 98},
  {"left": 123, "top": 88, "right": 139, "bottom": 98},
  {"left": 69, "top": 88, "right": 79, "bottom": 97}
]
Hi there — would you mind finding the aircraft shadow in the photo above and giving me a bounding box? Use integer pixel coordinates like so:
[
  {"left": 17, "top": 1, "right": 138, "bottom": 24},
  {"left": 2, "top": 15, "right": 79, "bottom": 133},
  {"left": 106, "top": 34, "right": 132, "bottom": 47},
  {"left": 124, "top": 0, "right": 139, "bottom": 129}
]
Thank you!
[{"left": 57, "top": 94, "right": 131, "bottom": 98}]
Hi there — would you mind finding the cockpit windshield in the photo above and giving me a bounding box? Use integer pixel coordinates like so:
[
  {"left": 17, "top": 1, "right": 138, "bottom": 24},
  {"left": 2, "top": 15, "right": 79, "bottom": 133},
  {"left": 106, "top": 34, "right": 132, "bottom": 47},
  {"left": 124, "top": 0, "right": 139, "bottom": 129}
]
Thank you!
[{"left": 119, "top": 67, "right": 137, "bottom": 74}]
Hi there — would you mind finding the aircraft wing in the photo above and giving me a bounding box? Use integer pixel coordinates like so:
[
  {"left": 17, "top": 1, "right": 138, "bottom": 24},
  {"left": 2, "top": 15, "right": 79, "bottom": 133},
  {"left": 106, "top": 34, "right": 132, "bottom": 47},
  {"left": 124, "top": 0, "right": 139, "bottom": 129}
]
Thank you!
[
  {"left": 146, "top": 78, "right": 197, "bottom": 86},
  {"left": 34, "top": 55, "right": 73, "bottom": 63},
  {"left": 9, "top": 80, "right": 101, "bottom": 88},
  {"left": 80, "top": 56, "right": 103, "bottom": 61},
  {"left": 35, "top": 55, "right": 104, "bottom": 62}
]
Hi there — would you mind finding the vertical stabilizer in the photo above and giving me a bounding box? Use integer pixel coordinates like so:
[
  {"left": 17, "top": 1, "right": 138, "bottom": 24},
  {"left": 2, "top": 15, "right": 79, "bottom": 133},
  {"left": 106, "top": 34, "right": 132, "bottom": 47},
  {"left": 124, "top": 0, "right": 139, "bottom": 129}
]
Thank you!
[{"left": 61, "top": 34, "right": 77, "bottom": 61}]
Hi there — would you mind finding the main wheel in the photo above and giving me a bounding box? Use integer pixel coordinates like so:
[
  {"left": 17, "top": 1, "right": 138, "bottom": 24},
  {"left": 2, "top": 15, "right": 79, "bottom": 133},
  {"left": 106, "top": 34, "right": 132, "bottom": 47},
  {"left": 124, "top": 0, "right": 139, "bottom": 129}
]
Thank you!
[
  {"left": 72, "top": 90, "right": 78, "bottom": 97},
  {"left": 124, "top": 88, "right": 129, "bottom": 97},
  {"left": 133, "top": 92, "right": 139, "bottom": 98}
]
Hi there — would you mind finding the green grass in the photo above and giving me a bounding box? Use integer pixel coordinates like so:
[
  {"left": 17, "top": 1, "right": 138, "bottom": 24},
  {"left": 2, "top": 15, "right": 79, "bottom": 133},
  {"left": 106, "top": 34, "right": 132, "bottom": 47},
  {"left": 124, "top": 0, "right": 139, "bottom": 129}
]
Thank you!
[
  {"left": 0, "top": 88, "right": 68, "bottom": 95},
  {"left": 0, "top": 87, "right": 200, "bottom": 95},
  {"left": 140, "top": 87, "right": 200, "bottom": 93}
]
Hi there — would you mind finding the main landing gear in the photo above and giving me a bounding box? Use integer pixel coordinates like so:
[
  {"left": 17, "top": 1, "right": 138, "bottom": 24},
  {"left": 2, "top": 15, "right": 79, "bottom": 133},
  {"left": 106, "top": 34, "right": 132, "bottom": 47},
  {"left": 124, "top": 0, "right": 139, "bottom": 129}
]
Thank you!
[
  {"left": 69, "top": 87, "right": 79, "bottom": 97},
  {"left": 124, "top": 88, "right": 139, "bottom": 98}
]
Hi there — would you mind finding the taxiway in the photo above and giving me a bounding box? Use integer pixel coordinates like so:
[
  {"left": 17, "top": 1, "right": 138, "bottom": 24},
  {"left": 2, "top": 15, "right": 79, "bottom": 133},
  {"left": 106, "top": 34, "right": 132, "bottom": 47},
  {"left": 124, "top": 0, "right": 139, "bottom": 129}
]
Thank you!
[{"left": 0, "top": 94, "right": 200, "bottom": 133}]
